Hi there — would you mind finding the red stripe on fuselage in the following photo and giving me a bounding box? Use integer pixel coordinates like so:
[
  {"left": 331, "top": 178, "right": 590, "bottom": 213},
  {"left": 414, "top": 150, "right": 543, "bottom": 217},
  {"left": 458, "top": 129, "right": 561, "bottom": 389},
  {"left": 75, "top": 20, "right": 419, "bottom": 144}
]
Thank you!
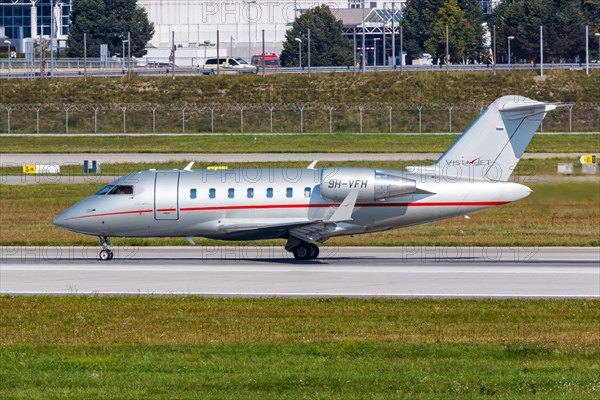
[
  {"left": 65, "top": 209, "right": 153, "bottom": 220},
  {"left": 65, "top": 201, "right": 510, "bottom": 220}
]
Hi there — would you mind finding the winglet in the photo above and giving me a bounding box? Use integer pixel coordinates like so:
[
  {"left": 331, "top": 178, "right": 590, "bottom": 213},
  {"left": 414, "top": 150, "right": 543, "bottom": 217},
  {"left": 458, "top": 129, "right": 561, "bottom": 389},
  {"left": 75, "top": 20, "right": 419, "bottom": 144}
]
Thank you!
[
  {"left": 328, "top": 189, "right": 359, "bottom": 223},
  {"left": 307, "top": 160, "right": 318, "bottom": 169},
  {"left": 184, "top": 162, "right": 195, "bottom": 171}
]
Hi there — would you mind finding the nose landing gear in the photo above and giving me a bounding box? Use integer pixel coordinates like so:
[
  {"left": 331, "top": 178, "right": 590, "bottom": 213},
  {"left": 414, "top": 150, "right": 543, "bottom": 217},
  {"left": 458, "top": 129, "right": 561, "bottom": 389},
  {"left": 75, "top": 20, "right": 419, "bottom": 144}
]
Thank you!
[{"left": 98, "top": 236, "right": 114, "bottom": 260}]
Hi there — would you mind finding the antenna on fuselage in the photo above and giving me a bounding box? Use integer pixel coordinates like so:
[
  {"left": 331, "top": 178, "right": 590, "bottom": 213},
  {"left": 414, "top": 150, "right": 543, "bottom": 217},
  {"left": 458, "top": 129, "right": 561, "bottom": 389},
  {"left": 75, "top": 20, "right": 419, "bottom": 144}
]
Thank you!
[{"left": 183, "top": 162, "right": 195, "bottom": 171}]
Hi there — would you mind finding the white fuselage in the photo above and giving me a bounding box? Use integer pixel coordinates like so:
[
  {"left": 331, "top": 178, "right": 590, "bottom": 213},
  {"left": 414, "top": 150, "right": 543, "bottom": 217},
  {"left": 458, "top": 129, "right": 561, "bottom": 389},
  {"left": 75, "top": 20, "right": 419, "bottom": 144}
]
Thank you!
[{"left": 53, "top": 168, "right": 532, "bottom": 241}]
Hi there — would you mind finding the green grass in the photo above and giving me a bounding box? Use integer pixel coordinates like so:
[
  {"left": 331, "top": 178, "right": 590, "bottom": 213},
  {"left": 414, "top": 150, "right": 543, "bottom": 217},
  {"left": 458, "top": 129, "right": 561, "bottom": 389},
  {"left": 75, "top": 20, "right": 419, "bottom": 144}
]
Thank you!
[
  {"left": 0, "top": 133, "right": 598, "bottom": 153},
  {"left": 1, "top": 182, "right": 598, "bottom": 246},
  {"left": 1, "top": 297, "right": 599, "bottom": 399},
  {"left": 0, "top": 70, "right": 598, "bottom": 133},
  {"left": 1, "top": 70, "right": 598, "bottom": 105}
]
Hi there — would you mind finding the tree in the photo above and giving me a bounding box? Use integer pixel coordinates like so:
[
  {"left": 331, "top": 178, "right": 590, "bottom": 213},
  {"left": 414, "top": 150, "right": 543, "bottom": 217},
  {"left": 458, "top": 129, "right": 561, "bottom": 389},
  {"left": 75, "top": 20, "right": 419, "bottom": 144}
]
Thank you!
[
  {"left": 425, "top": 0, "right": 476, "bottom": 63},
  {"left": 402, "top": 0, "right": 445, "bottom": 60},
  {"left": 280, "top": 5, "right": 353, "bottom": 67},
  {"left": 402, "top": 0, "right": 484, "bottom": 62},
  {"left": 490, "top": 0, "right": 595, "bottom": 63},
  {"left": 68, "top": 0, "right": 154, "bottom": 58}
]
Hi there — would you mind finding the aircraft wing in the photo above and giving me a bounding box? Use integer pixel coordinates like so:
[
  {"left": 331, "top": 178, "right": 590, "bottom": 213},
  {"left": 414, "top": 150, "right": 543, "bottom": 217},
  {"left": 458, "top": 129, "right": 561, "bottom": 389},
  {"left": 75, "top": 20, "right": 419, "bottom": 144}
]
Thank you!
[{"left": 219, "top": 190, "right": 361, "bottom": 242}]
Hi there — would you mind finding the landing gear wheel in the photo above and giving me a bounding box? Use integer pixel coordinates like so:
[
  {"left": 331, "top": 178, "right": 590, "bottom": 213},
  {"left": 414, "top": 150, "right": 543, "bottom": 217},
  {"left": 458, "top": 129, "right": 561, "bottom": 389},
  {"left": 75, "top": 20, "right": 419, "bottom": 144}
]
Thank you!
[
  {"left": 98, "top": 236, "right": 114, "bottom": 261},
  {"left": 308, "top": 243, "right": 320, "bottom": 259},
  {"left": 292, "top": 243, "right": 311, "bottom": 260},
  {"left": 292, "top": 243, "right": 320, "bottom": 260},
  {"left": 99, "top": 249, "right": 113, "bottom": 261}
]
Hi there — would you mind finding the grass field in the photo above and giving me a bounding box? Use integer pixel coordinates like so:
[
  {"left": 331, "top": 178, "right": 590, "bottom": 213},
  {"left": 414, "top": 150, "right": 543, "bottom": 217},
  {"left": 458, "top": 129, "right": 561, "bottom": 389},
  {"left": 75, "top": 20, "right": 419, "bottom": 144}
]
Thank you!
[
  {"left": 0, "top": 71, "right": 598, "bottom": 134},
  {"left": 1, "top": 182, "right": 598, "bottom": 246},
  {"left": 1, "top": 70, "right": 598, "bottom": 105},
  {"left": 0, "top": 133, "right": 598, "bottom": 153},
  {"left": 1, "top": 297, "right": 599, "bottom": 399}
]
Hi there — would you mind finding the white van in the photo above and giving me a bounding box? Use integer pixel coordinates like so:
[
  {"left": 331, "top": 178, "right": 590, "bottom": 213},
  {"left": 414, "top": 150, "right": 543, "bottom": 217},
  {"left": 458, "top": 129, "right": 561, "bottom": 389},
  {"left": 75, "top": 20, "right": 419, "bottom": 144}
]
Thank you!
[{"left": 199, "top": 57, "right": 258, "bottom": 75}]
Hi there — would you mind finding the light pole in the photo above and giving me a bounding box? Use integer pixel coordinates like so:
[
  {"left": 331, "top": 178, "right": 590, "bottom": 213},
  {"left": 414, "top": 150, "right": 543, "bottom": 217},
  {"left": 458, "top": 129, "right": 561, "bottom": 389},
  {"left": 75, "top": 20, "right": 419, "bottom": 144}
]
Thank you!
[
  {"left": 122, "top": 39, "right": 128, "bottom": 72},
  {"left": 361, "top": 3, "right": 366, "bottom": 72},
  {"left": 127, "top": 31, "right": 131, "bottom": 79},
  {"left": 507, "top": 36, "right": 514, "bottom": 66},
  {"left": 295, "top": 37, "right": 302, "bottom": 68},
  {"left": 373, "top": 38, "right": 380, "bottom": 66},
  {"left": 3, "top": 40, "right": 11, "bottom": 76},
  {"left": 244, "top": 0, "right": 257, "bottom": 61},
  {"left": 596, "top": 33, "right": 600, "bottom": 63}
]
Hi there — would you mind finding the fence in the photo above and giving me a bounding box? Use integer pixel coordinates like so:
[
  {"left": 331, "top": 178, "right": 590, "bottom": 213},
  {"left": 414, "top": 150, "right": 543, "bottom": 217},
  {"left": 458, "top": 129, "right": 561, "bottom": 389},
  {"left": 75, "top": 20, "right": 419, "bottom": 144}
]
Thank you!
[{"left": 1, "top": 103, "right": 599, "bottom": 134}]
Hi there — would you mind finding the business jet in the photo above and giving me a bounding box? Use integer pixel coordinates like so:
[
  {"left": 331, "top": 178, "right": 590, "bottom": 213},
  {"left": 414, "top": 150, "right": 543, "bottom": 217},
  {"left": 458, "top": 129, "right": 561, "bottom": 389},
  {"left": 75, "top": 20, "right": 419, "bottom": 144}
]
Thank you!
[{"left": 53, "top": 96, "right": 556, "bottom": 260}]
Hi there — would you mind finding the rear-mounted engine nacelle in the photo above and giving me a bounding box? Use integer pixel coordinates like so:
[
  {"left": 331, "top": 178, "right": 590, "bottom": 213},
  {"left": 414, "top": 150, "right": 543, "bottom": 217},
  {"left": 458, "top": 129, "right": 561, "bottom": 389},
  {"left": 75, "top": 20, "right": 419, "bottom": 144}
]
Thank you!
[{"left": 320, "top": 168, "right": 416, "bottom": 202}]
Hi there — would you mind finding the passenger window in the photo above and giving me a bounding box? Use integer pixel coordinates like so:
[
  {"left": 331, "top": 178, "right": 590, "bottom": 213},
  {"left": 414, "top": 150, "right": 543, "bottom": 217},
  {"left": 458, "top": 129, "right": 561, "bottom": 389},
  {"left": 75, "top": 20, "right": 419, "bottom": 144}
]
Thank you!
[
  {"left": 266, "top": 188, "right": 273, "bottom": 198},
  {"left": 286, "top": 187, "right": 293, "bottom": 198},
  {"left": 209, "top": 188, "right": 216, "bottom": 199},
  {"left": 228, "top": 188, "right": 235, "bottom": 198},
  {"left": 108, "top": 185, "right": 134, "bottom": 195},
  {"left": 247, "top": 188, "right": 254, "bottom": 198},
  {"left": 304, "top": 187, "right": 312, "bottom": 198},
  {"left": 190, "top": 189, "right": 197, "bottom": 199}
]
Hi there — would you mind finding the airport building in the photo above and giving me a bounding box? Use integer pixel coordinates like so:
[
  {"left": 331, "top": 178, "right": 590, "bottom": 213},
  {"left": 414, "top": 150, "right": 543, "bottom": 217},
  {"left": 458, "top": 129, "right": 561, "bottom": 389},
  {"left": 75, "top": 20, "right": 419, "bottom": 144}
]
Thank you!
[
  {"left": 0, "top": 0, "right": 70, "bottom": 52},
  {"left": 139, "top": 1, "right": 409, "bottom": 62},
  {"left": 1, "top": 0, "right": 500, "bottom": 56}
]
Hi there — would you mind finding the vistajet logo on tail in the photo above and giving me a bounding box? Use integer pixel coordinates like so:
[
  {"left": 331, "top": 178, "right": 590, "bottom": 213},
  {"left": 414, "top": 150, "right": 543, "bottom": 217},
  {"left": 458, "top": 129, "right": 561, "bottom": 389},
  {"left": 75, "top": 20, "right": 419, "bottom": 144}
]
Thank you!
[{"left": 445, "top": 157, "right": 491, "bottom": 166}]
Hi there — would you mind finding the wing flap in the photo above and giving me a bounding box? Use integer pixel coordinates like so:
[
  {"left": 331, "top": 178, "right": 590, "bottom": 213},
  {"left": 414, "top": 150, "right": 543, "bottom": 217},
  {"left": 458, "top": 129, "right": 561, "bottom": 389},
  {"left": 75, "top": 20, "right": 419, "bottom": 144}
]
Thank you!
[{"left": 219, "top": 218, "right": 316, "bottom": 234}]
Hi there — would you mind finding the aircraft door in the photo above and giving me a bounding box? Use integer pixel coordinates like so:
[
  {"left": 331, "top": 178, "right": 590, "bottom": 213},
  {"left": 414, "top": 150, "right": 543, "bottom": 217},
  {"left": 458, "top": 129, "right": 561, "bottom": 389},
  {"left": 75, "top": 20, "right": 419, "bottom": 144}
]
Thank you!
[{"left": 154, "top": 172, "right": 180, "bottom": 220}]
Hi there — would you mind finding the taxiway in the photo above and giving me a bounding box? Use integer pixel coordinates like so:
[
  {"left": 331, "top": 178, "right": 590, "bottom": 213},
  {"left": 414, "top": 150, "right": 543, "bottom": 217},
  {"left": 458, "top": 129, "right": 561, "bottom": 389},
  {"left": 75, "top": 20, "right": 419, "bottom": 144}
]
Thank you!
[{"left": 1, "top": 152, "right": 593, "bottom": 165}]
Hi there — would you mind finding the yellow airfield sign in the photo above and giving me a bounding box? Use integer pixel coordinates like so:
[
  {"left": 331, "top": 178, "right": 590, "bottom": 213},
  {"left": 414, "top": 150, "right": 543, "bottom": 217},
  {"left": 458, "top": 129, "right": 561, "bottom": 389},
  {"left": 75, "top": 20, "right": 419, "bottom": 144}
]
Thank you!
[
  {"left": 579, "top": 155, "right": 596, "bottom": 165},
  {"left": 23, "top": 165, "right": 37, "bottom": 174}
]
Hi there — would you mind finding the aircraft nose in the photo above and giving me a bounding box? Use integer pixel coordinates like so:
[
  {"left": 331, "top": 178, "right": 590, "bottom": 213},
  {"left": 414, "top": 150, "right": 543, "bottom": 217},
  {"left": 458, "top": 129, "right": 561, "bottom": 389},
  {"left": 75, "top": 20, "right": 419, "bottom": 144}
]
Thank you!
[
  {"left": 53, "top": 201, "right": 98, "bottom": 234},
  {"left": 53, "top": 209, "right": 76, "bottom": 230}
]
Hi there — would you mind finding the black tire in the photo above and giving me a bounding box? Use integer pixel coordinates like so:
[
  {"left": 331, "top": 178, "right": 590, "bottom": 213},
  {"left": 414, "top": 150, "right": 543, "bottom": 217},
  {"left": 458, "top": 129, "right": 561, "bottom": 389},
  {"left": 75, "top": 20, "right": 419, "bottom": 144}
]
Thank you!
[
  {"left": 308, "top": 244, "right": 320, "bottom": 259},
  {"left": 107, "top": 250, "right": 114, "bottom": 260},
  {"left": 99, "top": 249, "right": 111, "bottom": 261},
  {"left": 292, "top": 244, "right": 311, "bottom": 260}
]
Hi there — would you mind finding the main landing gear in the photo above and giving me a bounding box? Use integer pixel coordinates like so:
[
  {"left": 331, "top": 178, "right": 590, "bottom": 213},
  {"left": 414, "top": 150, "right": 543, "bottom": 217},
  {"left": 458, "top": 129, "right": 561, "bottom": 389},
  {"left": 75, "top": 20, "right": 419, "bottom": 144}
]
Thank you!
[
  {"left": 291, "top": 243, "right": 320, "bottom": 260},
  {"left": 98, "top": 236, "right": 114, "bottom": 260}
]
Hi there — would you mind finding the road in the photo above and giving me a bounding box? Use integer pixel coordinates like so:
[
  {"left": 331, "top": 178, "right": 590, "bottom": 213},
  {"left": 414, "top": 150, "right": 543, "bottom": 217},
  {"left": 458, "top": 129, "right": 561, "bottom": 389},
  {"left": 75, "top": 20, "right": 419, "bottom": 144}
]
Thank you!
[
  {"left": 1, "top": 62, "right": 599, "bottom": 79},
  {"left": 1, "top": 247, "right": 598, "bottom": 298}
]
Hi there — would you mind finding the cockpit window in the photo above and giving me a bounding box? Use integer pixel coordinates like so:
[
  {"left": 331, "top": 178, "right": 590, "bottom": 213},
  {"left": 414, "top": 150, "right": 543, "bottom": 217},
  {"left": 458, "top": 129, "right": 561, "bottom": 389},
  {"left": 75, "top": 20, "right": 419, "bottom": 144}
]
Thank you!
[
  {"left": 107, "top": 185, "right": 134, "bottom": 195},
  {"left": 95, "top": 185, "right": 115, "bottom": 195}
]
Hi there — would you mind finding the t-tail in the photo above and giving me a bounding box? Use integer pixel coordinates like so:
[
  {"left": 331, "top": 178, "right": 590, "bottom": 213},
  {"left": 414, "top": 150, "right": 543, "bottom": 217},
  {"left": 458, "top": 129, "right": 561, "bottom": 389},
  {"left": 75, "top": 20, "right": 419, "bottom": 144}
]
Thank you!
[{"left": 433, "top": 96, "right": 556, "bottom": 182}]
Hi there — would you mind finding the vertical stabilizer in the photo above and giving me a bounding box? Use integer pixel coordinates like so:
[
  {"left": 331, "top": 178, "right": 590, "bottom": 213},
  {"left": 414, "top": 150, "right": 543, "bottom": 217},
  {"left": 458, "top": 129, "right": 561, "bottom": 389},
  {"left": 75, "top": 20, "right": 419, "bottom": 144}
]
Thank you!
[{"left": 435, "top": 96, "right": 556, "bottom": 182}]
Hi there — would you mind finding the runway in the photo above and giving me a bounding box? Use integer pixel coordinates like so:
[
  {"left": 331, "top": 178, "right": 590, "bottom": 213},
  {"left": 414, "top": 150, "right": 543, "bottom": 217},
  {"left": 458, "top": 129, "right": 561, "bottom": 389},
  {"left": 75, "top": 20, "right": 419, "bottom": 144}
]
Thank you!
[{"left": 1, "top": 247, "right": 598, "bottom": 298}]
